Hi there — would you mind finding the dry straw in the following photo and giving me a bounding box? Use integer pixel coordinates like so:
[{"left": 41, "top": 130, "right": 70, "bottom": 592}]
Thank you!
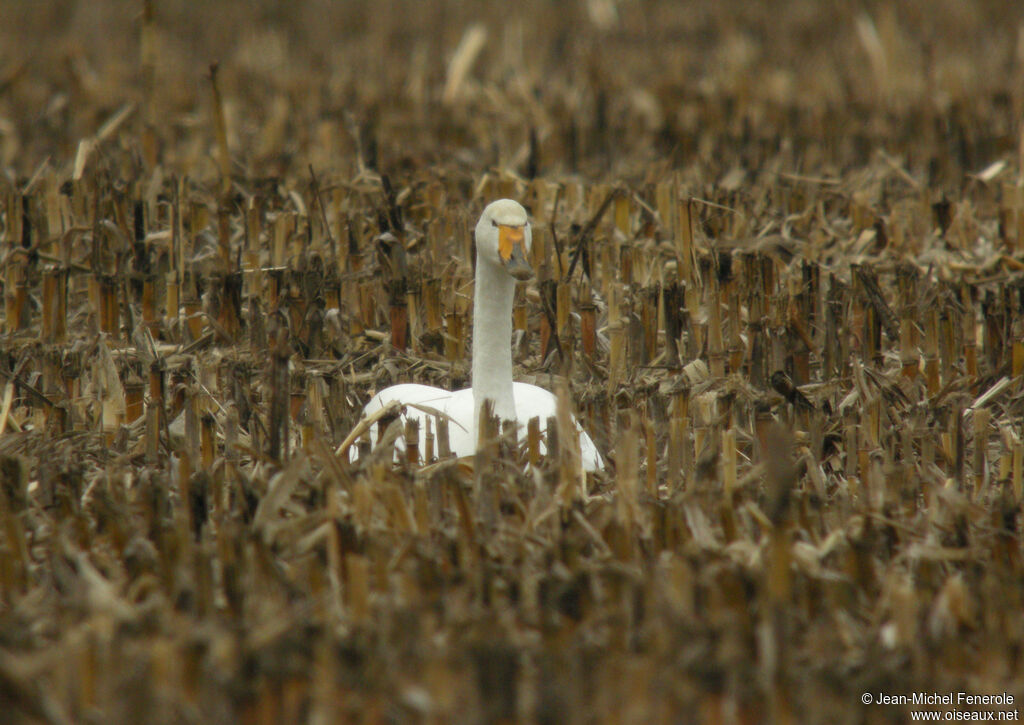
[{"left": 1, "top": 1, "right": 1024, "bottom": 723}]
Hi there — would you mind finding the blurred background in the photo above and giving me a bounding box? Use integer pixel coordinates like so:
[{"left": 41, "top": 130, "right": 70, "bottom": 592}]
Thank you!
[{"left": 2, "top": 0, "right": 1023, "bottom": 182}]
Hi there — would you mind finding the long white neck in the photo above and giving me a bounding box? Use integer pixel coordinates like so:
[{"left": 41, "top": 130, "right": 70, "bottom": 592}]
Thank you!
[{"left": 472, "top": 260, "right": 517, "bottom": 426}]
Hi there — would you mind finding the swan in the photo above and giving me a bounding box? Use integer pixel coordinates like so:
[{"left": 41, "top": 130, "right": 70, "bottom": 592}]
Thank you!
[{"left": 353, "top": 199, "right": 603, "bottom": 471}]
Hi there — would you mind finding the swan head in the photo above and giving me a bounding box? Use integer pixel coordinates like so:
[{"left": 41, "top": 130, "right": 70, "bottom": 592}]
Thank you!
[{"left": 475, "top": 199, "right": 533, "bottom": 281}]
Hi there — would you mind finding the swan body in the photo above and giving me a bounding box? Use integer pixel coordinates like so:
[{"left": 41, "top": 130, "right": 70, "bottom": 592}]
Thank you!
[
  {"left": 354, "top": 199, "right": 603, "bottom": 471},
  {"left": 358, "top": 381, "right": 603, "bottom": 470}
]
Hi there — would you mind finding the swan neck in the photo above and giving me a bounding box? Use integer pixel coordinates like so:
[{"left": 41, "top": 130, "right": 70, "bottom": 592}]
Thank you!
[{"left": 472, "top": 260, "right": 516, "bottom": 422}]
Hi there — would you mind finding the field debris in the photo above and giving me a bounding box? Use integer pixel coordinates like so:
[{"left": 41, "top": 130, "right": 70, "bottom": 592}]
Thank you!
[{"left": 1, "top": 1, "right": 1024, "bottom": 722}]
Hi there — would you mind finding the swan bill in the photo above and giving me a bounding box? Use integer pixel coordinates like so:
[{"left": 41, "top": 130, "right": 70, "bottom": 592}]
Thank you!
[{"left": 498, "top": 224, "right": 532, "bottom": 280}]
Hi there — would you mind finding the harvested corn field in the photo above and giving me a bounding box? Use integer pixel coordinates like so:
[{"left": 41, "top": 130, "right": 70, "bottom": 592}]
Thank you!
[{"left": 2, "top": 1, "right": 1024, "bottom": 723}]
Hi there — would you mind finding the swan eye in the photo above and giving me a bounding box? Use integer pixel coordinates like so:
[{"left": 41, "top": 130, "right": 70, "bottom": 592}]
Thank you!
[{"left": 491, "top": 220, "right": 498, "bottom": 228}]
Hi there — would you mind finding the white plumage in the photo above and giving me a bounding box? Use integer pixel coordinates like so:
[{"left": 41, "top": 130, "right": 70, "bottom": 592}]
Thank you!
[{"left": 354, "top": 199, "right": 603, "bottom": 471}]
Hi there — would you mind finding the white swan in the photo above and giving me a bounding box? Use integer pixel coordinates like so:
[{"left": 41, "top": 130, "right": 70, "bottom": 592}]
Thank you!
[{"left": 354, "top": 199, "right": 603, "bottom": 471}]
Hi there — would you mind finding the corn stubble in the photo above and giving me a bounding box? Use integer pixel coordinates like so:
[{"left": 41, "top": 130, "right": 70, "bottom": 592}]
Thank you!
[{"left": 1, "top": 1, "right": 1024, "bottom": 723}]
